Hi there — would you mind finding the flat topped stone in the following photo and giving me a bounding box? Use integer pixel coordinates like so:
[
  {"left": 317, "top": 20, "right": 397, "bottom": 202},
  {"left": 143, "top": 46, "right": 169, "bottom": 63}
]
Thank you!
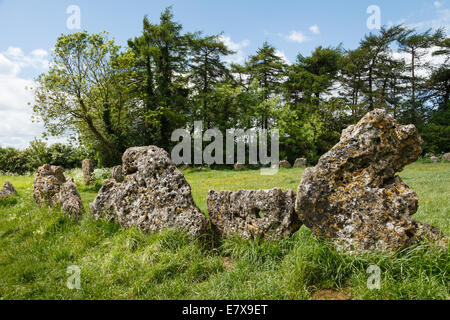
[
  {"left": 207, "top": 188, "right": 301, "bottom": 240},
  {"left": 295, "top": 109, "right": 443, "bottom": 252},
  {"left": 90, "top": 146, "right": 208, "bottom": 238}
]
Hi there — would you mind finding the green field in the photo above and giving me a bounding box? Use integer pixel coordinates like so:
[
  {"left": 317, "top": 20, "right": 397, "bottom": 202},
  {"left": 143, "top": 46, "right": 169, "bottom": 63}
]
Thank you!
[{"left": 0, "top": 162, "right": 448, "bottom": 300}]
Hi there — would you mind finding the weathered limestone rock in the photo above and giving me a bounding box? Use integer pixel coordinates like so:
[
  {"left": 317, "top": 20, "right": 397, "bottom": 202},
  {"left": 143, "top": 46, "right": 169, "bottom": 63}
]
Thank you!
[
  {"left": 294, "top": 158, "right": 307, "bottom": 167},
  {"left": 82, "top": 159, "right": 95, "bottom": 185},
  {"left": 207, "top": 189, "right": 301, "bottom": 240},
  {"left": 0, "top": 181, "right": 17, "bottom": 199},
  {"left": 295, "top": 109, "right": 443, "bottom": 252},
  {"left": 444, "top": 153, "right": 450, "bottom": 162},
  {"left": 33, "top": 164, "right": 84, "bottom": 218},
  {"left": 430, "top": 156, "right": 440, "bottom": 163},
  {"left": 90, "top": 146, "right": 209, "bottom": 238},
  {"left": 279, "top": 160, "right": 292, "bottom": 168},
  {"left": 33, "top": 164, "right": 66, "bottom": 206},
  {"left": 111, "top": 165, "right": 123, "bottom": 182},
  {"left": 234, "top": 163, "right": 245, "bottom": 170},
  {"left": 60, "top": 178, "right": 84, "bottom": 219}
]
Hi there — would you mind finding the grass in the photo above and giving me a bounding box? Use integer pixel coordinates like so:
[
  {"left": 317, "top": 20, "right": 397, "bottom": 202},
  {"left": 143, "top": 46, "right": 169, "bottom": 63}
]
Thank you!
[{"left": 0, "top": 162, "right": 448, "bottom": 300}]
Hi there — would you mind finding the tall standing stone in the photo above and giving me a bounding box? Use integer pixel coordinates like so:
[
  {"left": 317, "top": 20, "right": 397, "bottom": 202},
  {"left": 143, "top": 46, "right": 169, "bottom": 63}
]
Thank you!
[
  {"left": 295, "top": 109, "right": 443, "bottom": 252},
  {"left": 90, "top": 146, "right": 209, "bottom": 238},
  {"left": 82, "top": 159, "right": 94, "bottom": 185}
]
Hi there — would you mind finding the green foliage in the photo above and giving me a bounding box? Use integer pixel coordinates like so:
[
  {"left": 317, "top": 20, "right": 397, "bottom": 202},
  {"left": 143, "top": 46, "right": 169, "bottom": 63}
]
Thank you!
[
  {"left": 31, "top": 8, "right": 449, "bottom": 165},
  {"left": 0, "top": 141, "right": 90, "bottom": 175}
]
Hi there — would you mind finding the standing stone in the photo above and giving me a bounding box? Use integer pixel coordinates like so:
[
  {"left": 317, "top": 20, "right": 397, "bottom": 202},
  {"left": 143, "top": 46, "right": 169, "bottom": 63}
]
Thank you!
[
  {"left": 295, "top": 109, "right": 443, "bottom": 252},
  {"left": 294, "top": 158, "right": 307, "bottom": 167},
  {"left": 430, "top": 156, "right": 440, "bottom": 163},
  {"left": 60, "top": 178, "right": 84, "bottom": 219},
  {"left": 111, "top": 165, "right": 123, "bottom": 182},
  {"left": 234, "top": 163, "right": 245, "bottom": 170},
  {"left": 33, "top": 164, "right": 66, "bottom": 206},
  {"left": 444, "top": 153, "right": 450, "bottom": 162},
  {"left": 279, "top": 160, "right": 292, "bottom": 168},
  {"left": 33, "top": 164, "right": 84, "bottom": 218},
  {"left": 82, "top": 159, "right": 95, "bottom": 185},
  {"left": 0, "top": 181, "right": 17, "bottom": 199},
  {"left": 207, "top": 189, "right": 301, "bottom": 240},
  {"left": 90, "top": 146, "right": 209, "bottom": 238}
]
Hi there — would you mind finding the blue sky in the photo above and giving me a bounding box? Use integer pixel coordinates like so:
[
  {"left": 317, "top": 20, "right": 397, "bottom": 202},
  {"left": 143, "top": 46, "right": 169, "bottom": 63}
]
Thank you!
[{"left": 0, "top": 0, "right": 448, "bottom": 148}]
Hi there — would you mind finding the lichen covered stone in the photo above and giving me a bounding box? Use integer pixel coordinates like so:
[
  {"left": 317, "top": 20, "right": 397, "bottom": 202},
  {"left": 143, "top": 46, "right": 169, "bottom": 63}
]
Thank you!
[
  {"left": 90, "top": 146, "right": 209, "bottom": 238},
  {"left": 208, "top": 188, "right": 301, "bottom": 240},
  {"left": 111, "top": 165, "right": 123, "bottom": 182},
  {"left": 295, "top": 109, "right": 443, "bottom": 252},
  {"left": 0, "top": 181, "right": 17, "bottom": 199},
  {"left": 279, "top": 160, "right": 292, "bottom": 168},
  {"left": 294, "top": 158, "right": 307, "bottom": 167},
  {"left": 33, "top": 164, "right": 84, "bottom": 218},
  {"left": 33, "top": 164, "right": 67, "bottom": 206},
  {"left": 82, "top": 159, "right": 95, "bottom": 185},
  {"left": 60, "top": 178, "right": 84, "bottom": 219}
]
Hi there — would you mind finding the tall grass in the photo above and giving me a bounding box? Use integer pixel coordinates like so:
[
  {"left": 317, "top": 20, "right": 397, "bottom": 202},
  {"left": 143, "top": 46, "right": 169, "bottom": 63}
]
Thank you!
[{"left": 0, "top": 162, "right": 448, "bottom": 300}]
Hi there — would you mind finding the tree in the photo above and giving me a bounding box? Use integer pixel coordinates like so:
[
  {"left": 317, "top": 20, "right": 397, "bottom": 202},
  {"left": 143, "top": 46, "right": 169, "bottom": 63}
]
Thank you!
[
  {"left": 245, "top": 42, "right": 287, "bottom": 128},
  {"left": 33, "top": 32, "right": 135, "bottom": 165},
  {"left": 127, "top": 7, "right": 192, "bottom": 150},
  {"left": 360, "top": 25, "right": 405, "bottom": 110},
  {"left": 189, "top": 34, "right": 234, "bottom": 127},
  {"left": 398, "top": 28, "right": 444, "bottom": 124}
]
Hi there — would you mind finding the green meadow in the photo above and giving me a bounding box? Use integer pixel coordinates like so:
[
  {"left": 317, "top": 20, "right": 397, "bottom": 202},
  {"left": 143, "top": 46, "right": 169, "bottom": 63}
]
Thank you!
[{"left": 0, "top": 162, "right": 448, "bottom": 300}]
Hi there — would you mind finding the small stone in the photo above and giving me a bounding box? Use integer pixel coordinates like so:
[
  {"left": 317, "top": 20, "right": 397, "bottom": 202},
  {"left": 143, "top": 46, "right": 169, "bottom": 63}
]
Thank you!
[
  {"left": 82, "top": 159, "right": 95, "bottom": 185},
  {"left": 90, "top": 146, "right": 209, "bottom": 238},
  {"left": 111, "top": 165, "right": 123, "bottom": 182},
  {"left": 279, "top": 160, "right": 292, "bottom": 168},
  {"left": 0, "top": 181, "right": 17, "bottom": 199},
  {"left": 430, "top": 156, "right": 440, "bottom": 163},
  {"left": 444, "top": 153, "right": 450, "bottom": 162},
  {"left": 207, "top": 189, "right": 302, "bottom": 240},
  {"left": 294, "top": 158, "right": 307, "bottom": 167},
  {"left": 234, "top": 163, "right": 245, "bottom": 170},
  {"left": 295, "top": 109, "right": 443, "bottom": 253}
]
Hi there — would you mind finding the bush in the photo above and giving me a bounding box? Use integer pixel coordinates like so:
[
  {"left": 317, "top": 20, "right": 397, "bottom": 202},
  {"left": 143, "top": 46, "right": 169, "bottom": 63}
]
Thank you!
[{"left": 0, "top": 141, "right": 92, "bottom": 174}]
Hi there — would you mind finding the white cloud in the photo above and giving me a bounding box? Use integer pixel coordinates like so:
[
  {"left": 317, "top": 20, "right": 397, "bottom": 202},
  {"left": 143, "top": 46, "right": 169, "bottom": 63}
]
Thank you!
[
  {"left": 275, "top": 50, "right": 290, "bottom": 64},
  {"left": 218, "top": 35, "right": 250, "bottom": 64},
  {"left": 407, "top": 8, "right": 450, "bottom": 32},
  {"left": 434, "top": 1, "right": 443, "bottom": 8},
  {"left": 392, "top": 46, "right": 447, "bottom": 78},
  {"left": 0, "top": 47, "right": 50, "bottom": 149},
  {"left": 309, "top": 24, "right": 320, "bottom": 35},
  {"left": 285, "top": 30, "right": 308, "bottom": 44}
]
